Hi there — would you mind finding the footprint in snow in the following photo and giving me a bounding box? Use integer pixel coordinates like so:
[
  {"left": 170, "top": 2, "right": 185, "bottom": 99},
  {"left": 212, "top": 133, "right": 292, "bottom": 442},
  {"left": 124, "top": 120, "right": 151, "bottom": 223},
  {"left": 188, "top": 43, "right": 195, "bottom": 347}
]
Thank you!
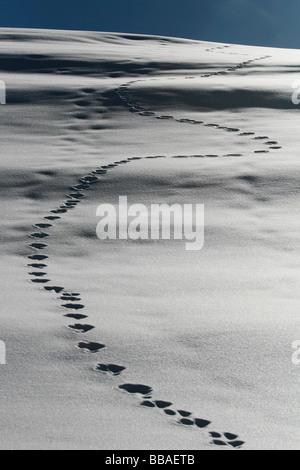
[
  {"left": 156, "top": 115, "right": 174, "bottom": 120},
  {"left": 78, "top": 342, "right": 106, "bottom": 353},
  {"left": 30, "top": 243, "right": 48, "bottom": 250},
  {"left": 31, "top": 278, "right": 50, "bottom": 284},
  {"left": 51, "top": 209, "right": 67, "bottom": 214},
  {"left": 119, "top": 384, "right": 153, "bottom": 396},
  {"left": 92, "top": 169, "right": 107, "bottom": 175},
  {"left": 70, "top": 184, "right": 90, "bottom": 191},
  {"left": 79, "top": 176, "right": 98, "bottom": 184},
  {"left": 139, "top": 111, "right": 155, "bottom": 116},
  {"left": 141, "top": 400, "right": 173, "bottom": 409},
  {"left": 44, "top": 216, "right": 61, "bottom": 221},
  {"left": 69, "top": 324, "right": 95, "bottom": 333},
  {"left": 30, "top": 233, "right": 49, "bottom": 239},
  {"left": 28, "top": 254, "right": 48, "bottom": 261},
  {"left": 225, "top": 153, "right": 243, "bottom": 157},
  {"left": 34, "top": 224, "right": 52, "bottom": 229},
  {"left": 182, "top": 418, "right": 211, "bottom": 429},
  {"left": 62, "top": 292, "right": 80, "bottom": 296},
  {"left": 29, "top": 272, "right": 47, "bottom": 277},
  {"left": 68, "top": 193, "right": 85, "bottom": 199},
  {"left": 64, "top": 313, "right": 88, "bottom": 320},
  {"left": 178, "top": 410, "right": 192, "bottom": 417},
  {"left": 44, "top": 286, "right": 64, "bottom": 294},
  {"left": 28, "top": 264, "right": 47, "bottom": 269},
  {"left": 62, "top": 303, "right": 85, "bottom": 310},
  {"left": 138, "top": 396, "right": 212, "bottom": 431},
  {"left": 60, "top": 296, "right": 81, "bottom": 302},
  {"left": 96, "top": 364, "right": 126, "bottom": 376},
  {"left": 210, "top": 432, "right": 245, "bottom": 448}
]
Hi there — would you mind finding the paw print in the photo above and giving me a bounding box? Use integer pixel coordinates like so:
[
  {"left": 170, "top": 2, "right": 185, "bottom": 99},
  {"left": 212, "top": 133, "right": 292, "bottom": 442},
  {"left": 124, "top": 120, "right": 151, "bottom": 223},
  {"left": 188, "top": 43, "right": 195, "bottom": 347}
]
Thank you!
[{"left": 210, "top": 432, "right": 245, "bottom": 448}]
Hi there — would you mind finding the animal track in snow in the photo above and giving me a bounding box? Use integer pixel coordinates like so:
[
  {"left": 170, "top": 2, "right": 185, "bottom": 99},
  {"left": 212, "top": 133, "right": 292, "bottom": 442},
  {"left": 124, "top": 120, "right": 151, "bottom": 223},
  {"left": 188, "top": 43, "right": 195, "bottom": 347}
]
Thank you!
[
  {"left": 44, "top": 216, "right": 61, "bottom": 221},
  {"left": 179, "top": 418, "right": 194, "bottom": 426},
  {"left": 51, "top": 209, "right": 67, "bottom": 214},
  {"left": 68, "top": 192, "right": 85, "bottom": 198},
  {"left": 140, "top": 400, "right": 156, "bottom": 408},
  {"left": 116, "top": 74, "right": 281, "bottom": 155},
  {"left": 62, "top": 303, "right": 85, "bottom": 310},
  {"left": 164, "top": 409, "right": 177, "bottom": 416},
  {"left": 28, "top": 254, "right": 48, "bottom": 261},
  {"left": 140, "top": 400, "right": 172, "bottom": 409},
  {"left": 69, "top": 324, "right": 95, "bottom": 333},
  {"left": 178, "top": 410, "right": 192, "bottom": 417},
  {"left": 64, "top": 313, "right": 88, "bottom": 320},
  {"left": 31, "top": 278, "right": 50, "bottom": 284},
  {"left": 30, "top": 232, "right": 49, "bottom": 239},
  {"left": 205, "top": 45, "right": 231, "bottom": 53},
  {"left": 119, "top": 383, "right": 153, "bottom": 396},
  {"left": 155, "top": 400, "right": 173, "bottom": 409},
  {"left": 44, "top": 286, "right": 64, "bottom": 294},
  {"left": 79, "top": 175, "right": 99, "bottom": 184},
  {"left": 34, "top": 223, "right": 52, "bottom": 229},
  {"left": 60, "top": 296, "right": 81, "bottom": 302},
  {"left": 28, "top": 264, "right": 47, "bottom": 269},
  {"left": 120, "top": 383, "right": 241, "bottom": 447},
  {"left": 25, "top": 68, "right": 266, "bottom": 448},
  {"left": 78, "top": 342, "right": 106, "bottom": 353},
  {"left": 63, "top": 292, "right": 80, "bottom": 296},
  {"left": 96, "top": 364, "right": 126, "bottom": 376},
  {"left": 210, "top": 432, "right": 245, "bottom": 448},
  {"left": 29, "top": 243, "right": 48, "bottom": 250},
  {"left": 29, "top": 272, "right": 47, "bottom": 277}
]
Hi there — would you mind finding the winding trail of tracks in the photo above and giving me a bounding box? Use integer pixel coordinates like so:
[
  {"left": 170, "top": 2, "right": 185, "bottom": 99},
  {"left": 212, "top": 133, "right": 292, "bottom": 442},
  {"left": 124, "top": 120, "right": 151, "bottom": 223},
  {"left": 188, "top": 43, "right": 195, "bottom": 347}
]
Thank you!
[
  {"left": 115, "top": 52, "right": 281, "bottom": 155},
  {"left": 26, "top": 46, "right": 281, "bottom": 449}
]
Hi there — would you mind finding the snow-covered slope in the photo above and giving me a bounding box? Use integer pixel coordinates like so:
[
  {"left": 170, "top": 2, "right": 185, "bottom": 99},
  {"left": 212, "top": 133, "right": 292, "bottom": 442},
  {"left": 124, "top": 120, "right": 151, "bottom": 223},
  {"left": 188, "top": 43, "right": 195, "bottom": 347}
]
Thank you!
[{"left": 0, "top": 28, "right": 299, "bottom": 450}]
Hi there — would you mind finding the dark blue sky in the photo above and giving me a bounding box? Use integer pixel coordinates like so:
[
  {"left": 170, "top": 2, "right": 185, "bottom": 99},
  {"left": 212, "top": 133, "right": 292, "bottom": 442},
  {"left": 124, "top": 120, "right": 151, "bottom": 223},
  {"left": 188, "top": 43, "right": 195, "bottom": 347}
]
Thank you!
[{"left": 0, "top": 0, "right": 298, "bottom": 49}]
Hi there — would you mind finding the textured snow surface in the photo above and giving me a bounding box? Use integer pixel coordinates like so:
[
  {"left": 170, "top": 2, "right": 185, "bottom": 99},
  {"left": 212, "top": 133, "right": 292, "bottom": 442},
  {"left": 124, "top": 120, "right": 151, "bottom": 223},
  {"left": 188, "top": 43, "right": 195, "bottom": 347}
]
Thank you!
[{"left": 0, "top": 28, "right": 299, "bottom": 450}]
